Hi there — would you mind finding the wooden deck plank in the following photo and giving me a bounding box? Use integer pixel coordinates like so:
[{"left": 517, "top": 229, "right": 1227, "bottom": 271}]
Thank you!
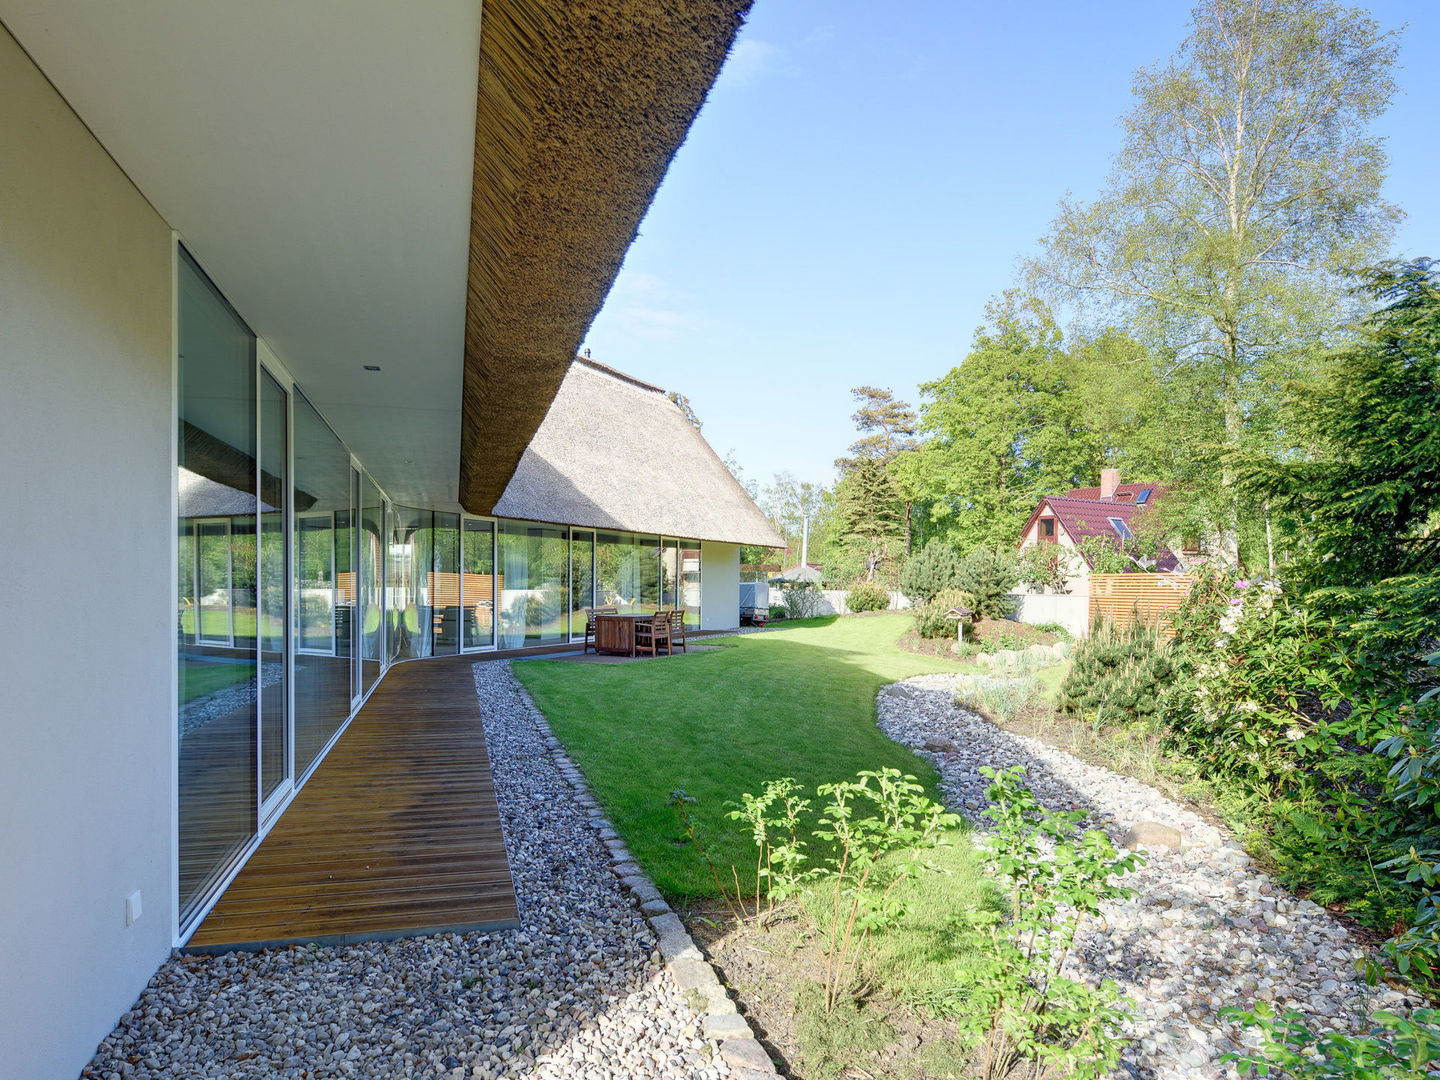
[{"left": 185, "top": 656, "right": 519, "bottom": 951}]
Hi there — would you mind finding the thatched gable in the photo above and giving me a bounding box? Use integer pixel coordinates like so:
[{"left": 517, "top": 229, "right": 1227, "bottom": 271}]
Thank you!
[
  {"left": 493, "top": 358, "right": 783, "bottom": 547},
  {"left": 460, "top": 0, "right": 752, "bottom": 514}
]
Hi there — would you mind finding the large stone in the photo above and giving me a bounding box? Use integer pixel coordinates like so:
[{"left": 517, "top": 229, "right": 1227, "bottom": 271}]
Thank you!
[
  {"left": 720, "top": 1037, "right": 774, "bottom": 1074},
  {"left": 702, "top": 1011, "right": 752, "bottom": 1040},
  {"left": 650, "top": 912, "right": 702, "bottom": 962},
  {"left": 1120, "top": 822, "right": 1183, "bottom": 851},
  {"left": 923, "top": 735, "right": 958, "bottom": 754}
]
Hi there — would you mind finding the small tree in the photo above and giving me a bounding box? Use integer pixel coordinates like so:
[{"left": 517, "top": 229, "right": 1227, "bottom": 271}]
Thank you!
[
  {"left": 900, "top": 542, "right": 962, "bottom": 604},
  {"left": 956, "top": 546, "right": 1022, "bottom": 619}
]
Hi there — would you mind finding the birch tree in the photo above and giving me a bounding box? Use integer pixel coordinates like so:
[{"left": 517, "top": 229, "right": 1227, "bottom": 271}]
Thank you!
[{"left": 1035, "top": 0, "right": 1401, "bottom": 556}]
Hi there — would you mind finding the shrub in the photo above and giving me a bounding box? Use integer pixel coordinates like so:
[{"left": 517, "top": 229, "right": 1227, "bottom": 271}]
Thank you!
[
  {"left": 768, "top": 604, "right": 786, "bottom": 620},
  {"left": 1059, "top": 620, "right": 1172, "bottom": 725},
  {"left": 900, "top": 542, "right": 962, "bottom": 604},
  {"left": 956, "top": 675, "right": 1040, "bottom": 723},
  {"left": 845, "top": 582, "right": 890, "bottom": 613},
  {"left": 955, "top": 546, "right": 1022, "bottom": 619},
  {"left": 1221, "top": 1003, "right": 1440, "bottom": 1078},
  {"left": 781, "top": 583, "right": 824, "bottom": 620},
  {"left": 913, "top": 588, "right": 979, "bottom": 639}
]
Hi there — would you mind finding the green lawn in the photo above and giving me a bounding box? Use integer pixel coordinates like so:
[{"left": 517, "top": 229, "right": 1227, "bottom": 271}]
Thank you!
[
  {"left": 512, "top": 613, "right": 965, "bottom": 899},
  {"left": 180, "top": 661, "right": 256, "bottom": 704}
]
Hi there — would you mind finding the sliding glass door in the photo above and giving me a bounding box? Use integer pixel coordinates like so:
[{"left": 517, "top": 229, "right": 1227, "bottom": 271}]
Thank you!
[
  {"left": 462, "top": 518, "right": 495, "bottom": 651},
  {"left": 258, "top": 369, "right": 290, "bottom": 813},
  {"left": 177, "top": 250, "right": 260, "bottom": 924}
]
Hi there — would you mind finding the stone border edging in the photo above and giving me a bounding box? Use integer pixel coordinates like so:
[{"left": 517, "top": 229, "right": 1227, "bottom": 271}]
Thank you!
[{"left": 509, "top": 672, "right": 780, "bottom": 1080}]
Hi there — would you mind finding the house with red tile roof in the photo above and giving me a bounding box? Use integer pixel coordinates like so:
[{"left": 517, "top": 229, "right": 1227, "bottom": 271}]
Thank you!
[{"left": 1017, "top": 469, "right": 1188, "bottom": 595}]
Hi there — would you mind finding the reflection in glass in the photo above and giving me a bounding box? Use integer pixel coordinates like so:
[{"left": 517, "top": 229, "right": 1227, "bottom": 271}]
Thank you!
[
  {"left": 259, "top": 370, "right": 288, "bottom": 804},
  {"left": 388, "top": 507, "right": 431, "bottom": 661},
  {"left": 432, "top": 513, "right": 460, "bottom": 654},
  {"left": 662, "top": 539, "right": 679, "bottom": 610},
  {"left": 681, "top": 543, "right": 702, "bottom": 627},
  {"left": 462, "top": 519, "right": 495, "bottom": 650},
  {"left": 597, "top": 531, "right": 661, "bottom": 614},
  {"left": 294, "top": 392, "right": 353, "bottom": 775},
  {"left": 498, "top": 520, "right": 568, "bottom": 648},
  {"left": 359, "top": 474, "right": 384, "bottom": 693},
  {"left": 176, "top": 249, "right": 258, "bottom": 923},
  {"left": 570, "top": 531, "right": 594, "bottom": 639}
]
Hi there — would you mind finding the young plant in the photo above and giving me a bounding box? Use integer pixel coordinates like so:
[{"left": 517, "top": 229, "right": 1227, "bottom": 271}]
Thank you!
[
  {"left": 809, "top": 768, "right": 961, "bottom": 1010},
  {"left": 725, "top": 777, "right": 813, "bottom": 918},
  {"left": 1221, "top": 1002, "right": 1440, "bottom": 1077},
  {"left": 668, "top": 789, "right": 744, "bottom": 921},
  {"left": 951, "top": 766, "right": 1143, "bottom": 1080}
]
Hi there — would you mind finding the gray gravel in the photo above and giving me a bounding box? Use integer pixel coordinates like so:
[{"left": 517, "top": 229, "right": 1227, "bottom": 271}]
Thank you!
[
  {"left": 878, "top": 674, "right": 1422, "bottom": 1080},
  {"left": 83, "top": 660, "right": 726, "bottom": 1080}
]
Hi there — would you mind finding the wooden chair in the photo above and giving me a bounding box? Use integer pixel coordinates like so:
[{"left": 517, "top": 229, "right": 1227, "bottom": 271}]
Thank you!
[
  {"left": 634, "top": 611, "right": 670, "bottom": 658},
  {"left": 666, "top": 609, "right": 688, "bottom": 653},
  {"left": 582, "top": 606, "right": 616, "bottom": 654}
]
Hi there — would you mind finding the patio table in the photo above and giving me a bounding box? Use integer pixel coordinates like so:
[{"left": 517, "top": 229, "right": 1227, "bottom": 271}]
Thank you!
[{"left": 593, "top": 613, "right": 654, "bottom": 657}]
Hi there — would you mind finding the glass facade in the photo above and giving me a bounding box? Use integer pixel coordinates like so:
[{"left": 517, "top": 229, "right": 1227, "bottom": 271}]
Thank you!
[
  {"left": 293, "top": 392, "right": 353, "bottom": 777},
  {"left": 358, "top": 473, "right": 384, "bottom": 694},
  {"left": 462, "top": 518, "right": 496, "bottom": 650},
  {"left": 176, "top": 250, "right": 259, "bottom": 922},
  {"left": 497, "top": 520, "right": 569, "bottom": 648},
  {"left": 175, "top": 236, "right": 711, "bottom": 932},
  {"left": 258, "top": 370, "right": 289, "bottom": 806}
]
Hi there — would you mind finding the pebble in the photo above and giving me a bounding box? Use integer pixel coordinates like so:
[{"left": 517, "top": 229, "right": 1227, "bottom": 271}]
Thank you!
[{"left": 82, "top": 661, "right": 727, "bottom": 1080}]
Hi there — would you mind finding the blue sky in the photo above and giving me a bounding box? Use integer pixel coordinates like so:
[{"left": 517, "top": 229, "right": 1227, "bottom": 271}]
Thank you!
[{"left": 582, "top": 1, "right": 1438, "bottom": 493}]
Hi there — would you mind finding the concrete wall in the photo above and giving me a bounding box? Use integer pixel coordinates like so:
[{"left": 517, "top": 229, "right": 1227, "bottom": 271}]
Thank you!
[
  {"left": 699, "top": 542, "right": 740, "bottom": 630},
  {"left": 1010, "top": 592, "right": 1091, "bottom": 639},
  {"left": 817, "top": 589, "right": 912, "bottom": 615},
  {"left": 0, "top": 25, "right": 176, "bottom": 1080}
]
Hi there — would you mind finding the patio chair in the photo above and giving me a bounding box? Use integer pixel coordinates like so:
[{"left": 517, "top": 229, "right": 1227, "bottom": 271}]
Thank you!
[
  {"left": 666, "top": 609, "right": 688, "bottom": 653},
  {"left": 634, "top": 611, "right": 670, "bottom": 658},
  {"left": 582, "top": 606, "right": 616, "bottom": 654}
]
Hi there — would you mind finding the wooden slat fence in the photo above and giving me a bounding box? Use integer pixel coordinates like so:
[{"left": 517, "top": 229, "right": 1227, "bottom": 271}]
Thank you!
[{"left": 1088, "top": 573, "right": 1194, "bottom": 636}]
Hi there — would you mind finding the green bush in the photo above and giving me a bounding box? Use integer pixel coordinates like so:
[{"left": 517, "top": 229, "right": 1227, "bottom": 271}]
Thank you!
[
  {"left": 955, "top": 546, "right": 1021, "bottom": 619},
  {"left": 1059, "top": 620, "right": 1171, "bottom": 725},
  {"left": 900, "top": 543, "right": 962, "bottom": 604},
  {"left": 913, "top": 588, "right": 978, "bottom": 639},
  {"left": 845, "top": 582, "right": 890, "bottom": 613}
]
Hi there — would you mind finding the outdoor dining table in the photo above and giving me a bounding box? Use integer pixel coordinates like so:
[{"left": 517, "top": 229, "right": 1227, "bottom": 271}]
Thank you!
[{"left": 592, "top": 612, "right": 654, "bottom": 657}]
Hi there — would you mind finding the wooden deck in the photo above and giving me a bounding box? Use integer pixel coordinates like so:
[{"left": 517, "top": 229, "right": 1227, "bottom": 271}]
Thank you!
[{"left": 186, "top": 656, "right": 519, "bottom": 951}]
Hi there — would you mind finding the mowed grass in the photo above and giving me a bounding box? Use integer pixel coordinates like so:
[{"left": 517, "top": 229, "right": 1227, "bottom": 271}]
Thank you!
[
  {"left": 180, "top": 661, "right": 256, "bottom": 704},
  {"left": 512, "top": 613, "right": 964, "bottom": 900}
]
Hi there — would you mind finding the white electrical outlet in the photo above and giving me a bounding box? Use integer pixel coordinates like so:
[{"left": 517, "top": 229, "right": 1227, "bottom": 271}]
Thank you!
[{"left": 125, "top": 891, "right": 142, "bottom": 927}]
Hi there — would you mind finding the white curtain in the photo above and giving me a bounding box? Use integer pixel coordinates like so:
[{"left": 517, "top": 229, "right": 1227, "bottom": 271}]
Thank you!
[{"left": 499, "top": 526, "right": 529, "bottom": 649}]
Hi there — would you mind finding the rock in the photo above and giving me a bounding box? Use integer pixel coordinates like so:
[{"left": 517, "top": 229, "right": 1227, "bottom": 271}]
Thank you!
[
  {"left": 720, "top": 1037, "right": 774, "bottom": 1073},
  {"left": 702, "top": 1011, "right": 751, "bottom": 1040},
  {"left": 923, "top": 735, "right": 958, "bottom": 753},
  {"left": 1121, "top": 822, "right": 1183, "bottom": 851}
]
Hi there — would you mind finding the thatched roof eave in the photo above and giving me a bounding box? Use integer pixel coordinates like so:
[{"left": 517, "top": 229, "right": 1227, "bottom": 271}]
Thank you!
[{"left": 458, "top": 0, "right": 752, "bottom": 514}]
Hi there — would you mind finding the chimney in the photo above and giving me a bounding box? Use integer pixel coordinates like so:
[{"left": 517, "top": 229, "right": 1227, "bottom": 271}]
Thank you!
[{"left": 1100, "top": 468, "right": 1120, "bottom": 500}]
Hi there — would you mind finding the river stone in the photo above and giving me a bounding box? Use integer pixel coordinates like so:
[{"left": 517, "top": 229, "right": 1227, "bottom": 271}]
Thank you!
[{"left": 1121, "top": 822, "right": 1184, "bottom": 851}]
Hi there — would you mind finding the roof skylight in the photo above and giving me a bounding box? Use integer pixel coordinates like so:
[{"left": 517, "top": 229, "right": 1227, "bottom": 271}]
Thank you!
[{"left": 1108, "top": 517, "right": 1133, "bottom": 540}]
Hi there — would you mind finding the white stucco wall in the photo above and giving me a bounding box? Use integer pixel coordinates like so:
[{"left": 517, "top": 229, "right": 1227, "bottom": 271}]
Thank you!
[
  {"left": 699, "top": 542, "right": 740, "bottom": 631},
  {"left": 0, "top": 25, "right": 176, "bottom": 1080}
]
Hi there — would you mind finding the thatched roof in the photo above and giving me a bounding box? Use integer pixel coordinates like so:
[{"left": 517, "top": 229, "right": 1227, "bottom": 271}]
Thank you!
[
  {"left": 493, "top": 358, "right": 783, "bottom": 547},
  {"left": 459, "top": 0, "right": 752, "bottom": 514}
]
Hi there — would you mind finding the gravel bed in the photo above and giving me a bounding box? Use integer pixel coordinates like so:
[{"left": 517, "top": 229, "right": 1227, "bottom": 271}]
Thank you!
[
  {"left": 878, "top": 674, "right": 1421, "bottom": 1080},
  {"left": 83, "top": 661, "right": 726, "bottom": 1080},
  {"left": 179, "top": 664, "right": 283, "bottom": 737}
]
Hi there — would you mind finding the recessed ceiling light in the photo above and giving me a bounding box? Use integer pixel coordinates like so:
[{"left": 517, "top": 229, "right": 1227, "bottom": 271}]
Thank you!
[{"left": 363, "top": 364, "right": 381, "bottom": 372}]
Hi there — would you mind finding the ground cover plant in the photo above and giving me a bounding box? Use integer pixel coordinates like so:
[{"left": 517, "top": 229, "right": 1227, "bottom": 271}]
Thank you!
[{"left": 512, "top": 613, "right": 957, "bottom": 898}]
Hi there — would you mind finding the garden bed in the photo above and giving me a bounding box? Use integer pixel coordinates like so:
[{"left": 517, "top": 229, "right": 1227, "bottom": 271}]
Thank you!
[{"left": 682, "top": 901, "right": 977, "bottom": 1080}]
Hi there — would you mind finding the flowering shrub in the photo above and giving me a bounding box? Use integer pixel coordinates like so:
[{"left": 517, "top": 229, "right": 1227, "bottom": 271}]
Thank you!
[{"left": 1164, "top": 565, "right": 1440, "bottom": 980}]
